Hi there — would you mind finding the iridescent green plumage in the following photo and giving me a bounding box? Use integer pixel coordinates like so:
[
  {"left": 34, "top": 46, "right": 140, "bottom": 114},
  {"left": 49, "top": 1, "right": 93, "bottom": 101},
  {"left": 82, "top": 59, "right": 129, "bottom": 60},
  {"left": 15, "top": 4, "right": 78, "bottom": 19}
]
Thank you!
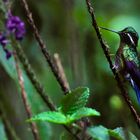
[
  {"left": 122, "top": 46, "right": 139, "bottom": 68},
  {"left": 101, "top": 26, "right": 140, "bottom": 103}
]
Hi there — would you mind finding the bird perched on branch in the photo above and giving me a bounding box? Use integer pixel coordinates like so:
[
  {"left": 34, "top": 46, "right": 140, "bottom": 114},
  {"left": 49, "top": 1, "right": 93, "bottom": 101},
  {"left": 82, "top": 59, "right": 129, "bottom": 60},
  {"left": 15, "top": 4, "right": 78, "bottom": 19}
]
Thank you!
[{"left": 101, "top": 26, "right": 140, "bottom": 103}]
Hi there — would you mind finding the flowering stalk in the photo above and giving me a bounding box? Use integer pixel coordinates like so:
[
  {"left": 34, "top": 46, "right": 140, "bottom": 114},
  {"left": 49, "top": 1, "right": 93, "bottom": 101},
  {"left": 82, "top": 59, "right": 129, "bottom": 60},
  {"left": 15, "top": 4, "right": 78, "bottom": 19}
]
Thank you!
[
  {"left": 6, "top": 12, "right": 26, "bottom": 40},
  {"left": 0, "top": 33, "right": 12, "bottom": 59},
  {"left": 11, "top": 38, "right": 56, "bottom": 111},
  {"left": 0, "top": 0, "right": 26, "bottom": 59}
]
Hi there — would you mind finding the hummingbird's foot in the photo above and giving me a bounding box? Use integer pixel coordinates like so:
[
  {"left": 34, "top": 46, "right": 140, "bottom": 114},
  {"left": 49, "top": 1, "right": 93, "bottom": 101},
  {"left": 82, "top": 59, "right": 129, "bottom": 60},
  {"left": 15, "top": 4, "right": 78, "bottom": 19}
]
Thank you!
[
  {"left": 112, "top": 64, "right": 119, "bottom": 71},
  {"left": 109, "top": 53, "right": 115, "bottom": 57},
  {"left": 125, "top": 73, "right": 130, "bottom": 80},
  {"left": 112, "top": 65, "right": 116, "bottom": 70}
]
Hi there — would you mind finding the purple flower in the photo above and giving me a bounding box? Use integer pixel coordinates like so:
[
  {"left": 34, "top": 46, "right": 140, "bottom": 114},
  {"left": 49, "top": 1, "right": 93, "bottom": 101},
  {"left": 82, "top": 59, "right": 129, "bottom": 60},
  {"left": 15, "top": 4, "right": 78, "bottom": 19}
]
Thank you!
[
  {"left": 5, "top": 49, "right": 12, "bottom": 59},
  {"left": 0, "top": 33, "right": 8, "bottom": 47},
  {"left": 0, "top": 33, "right": 12, "bottom": 59},
  {"left": 3, "top": 0, "right": 8, "bottom": 2},
  {"left": 6, "top": 13, "right": 26, "bottom": 40}
]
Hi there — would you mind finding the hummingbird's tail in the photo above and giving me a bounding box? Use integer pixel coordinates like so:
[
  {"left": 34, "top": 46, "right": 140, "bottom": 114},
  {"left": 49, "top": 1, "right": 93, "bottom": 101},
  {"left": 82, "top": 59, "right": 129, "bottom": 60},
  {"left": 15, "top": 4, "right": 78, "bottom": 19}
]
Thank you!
[{"left": 130, "top": 78, "right": 140, "bottom": 104}]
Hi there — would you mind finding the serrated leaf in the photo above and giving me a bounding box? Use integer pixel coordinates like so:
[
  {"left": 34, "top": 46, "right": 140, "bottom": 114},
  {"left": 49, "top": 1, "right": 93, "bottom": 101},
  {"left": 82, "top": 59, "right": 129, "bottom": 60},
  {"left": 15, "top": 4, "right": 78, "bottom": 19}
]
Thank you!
[
  {"left": 69, "top": 107, "right": 100, "bottom": 123},
  {"left": 28, "top": 111, "right": 68, "bottom": 124},
  {"left": 87, "top": 125, "right": 109, "bottom": 140},
  {"left": 61, "top": 87, "right": 89, "bottom": 115},
  {"left": 108, "top": 127, "right": 138, "bottom": 140}
]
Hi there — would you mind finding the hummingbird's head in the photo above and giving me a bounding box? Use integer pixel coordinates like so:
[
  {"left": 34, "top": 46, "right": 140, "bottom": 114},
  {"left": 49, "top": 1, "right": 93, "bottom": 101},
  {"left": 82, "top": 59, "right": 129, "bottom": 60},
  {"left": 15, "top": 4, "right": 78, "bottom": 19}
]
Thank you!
[
  {"left": 118, "top": 27, "right": 139, "bottom": 47},
  {"left": 100, "top": 26, "right": 139, "bottom": 47}
]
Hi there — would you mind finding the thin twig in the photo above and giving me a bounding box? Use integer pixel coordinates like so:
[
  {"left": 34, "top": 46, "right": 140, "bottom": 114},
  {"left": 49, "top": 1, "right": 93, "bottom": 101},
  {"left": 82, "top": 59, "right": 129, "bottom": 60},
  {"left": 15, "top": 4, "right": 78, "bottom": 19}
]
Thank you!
[
  {"left": 12, "top": 38, "right": 56, "bottom": 111},
  {"left": 19, "top": 0, "right": 87, "bottom": 138},
  {"left": 85, "top": 0, "right": 140, "bottom": 127},
  {"left": 53, "top": 53, "right": 70, "bottom": 93},
  {"left": 20, "top": 0, "right": 69, "bottom": 93},
  {"left": 11, "top": 38, "right": 80, "bottom": 140},
  {"left": 63, "top": 125, "right": 81, "bottom": 140},
  {"left": 0, "top": 102, "right": 20, "bottom": 140},
  {"left": 14, "top": 53, "right": 40, "bottom": 140}
]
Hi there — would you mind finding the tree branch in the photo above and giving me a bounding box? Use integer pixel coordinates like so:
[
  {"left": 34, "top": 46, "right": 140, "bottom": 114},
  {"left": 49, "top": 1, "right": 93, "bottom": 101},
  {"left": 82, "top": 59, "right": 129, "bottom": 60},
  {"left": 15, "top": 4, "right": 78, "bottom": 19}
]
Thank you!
[
  {"left": 85, "top": 0, "right": 140, "bottom": 127},
  {"left": 20, "top": 0, "right": 69, "bottom": 93}
]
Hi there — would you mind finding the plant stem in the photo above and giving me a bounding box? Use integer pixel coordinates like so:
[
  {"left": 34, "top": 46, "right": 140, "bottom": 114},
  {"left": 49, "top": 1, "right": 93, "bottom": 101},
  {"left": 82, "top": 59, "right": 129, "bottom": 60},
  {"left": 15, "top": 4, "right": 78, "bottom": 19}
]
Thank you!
[
  {"left": 53, "top": 53, "right": 70, "bottom": 94},
  {"left": 63, "top": 125, "right": 80, "bottom": 140},
  {"left": 14, "top": 53, "right": 40, "bottom": 140},
  {"left": 19, "top": 0, "right": 85, "bottom": 138},
  {"left": 20, "top": 0, "right": 69, "bottom": 93},
  {"left": 12, "top": 39, "right": 56, "bottom": 111},
  {"left": 11, "top": 38, "right": 80, "bottom": 140},
  {"left": 85, "top": 0, "right": 140, "bottom": 127},
  {"left": 0, "top": 102, "right": 20, "bottom": 140}
]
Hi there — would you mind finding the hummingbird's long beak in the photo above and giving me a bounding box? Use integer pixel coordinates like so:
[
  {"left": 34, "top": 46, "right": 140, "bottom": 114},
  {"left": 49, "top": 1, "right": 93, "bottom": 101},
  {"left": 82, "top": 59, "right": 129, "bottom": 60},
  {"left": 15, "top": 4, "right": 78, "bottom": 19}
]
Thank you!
[{"left": 100, "top": 27, "right": 119, "bottom": 34}]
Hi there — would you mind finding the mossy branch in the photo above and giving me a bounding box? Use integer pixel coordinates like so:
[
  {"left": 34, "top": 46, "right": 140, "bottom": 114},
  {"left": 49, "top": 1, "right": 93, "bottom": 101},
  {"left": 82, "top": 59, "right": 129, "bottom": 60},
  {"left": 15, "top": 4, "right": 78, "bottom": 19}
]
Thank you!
[{"left": 85, "top": 0, "right": 140, "bottom": 128}]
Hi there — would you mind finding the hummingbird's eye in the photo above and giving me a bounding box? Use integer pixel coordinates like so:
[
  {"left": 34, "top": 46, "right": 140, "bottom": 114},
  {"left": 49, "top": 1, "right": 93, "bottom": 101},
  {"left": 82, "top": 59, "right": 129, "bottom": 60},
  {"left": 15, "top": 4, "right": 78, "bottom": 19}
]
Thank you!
[
  {"left": 120, "top": 32, "right": 136, "bottom": 46},
  {"left": 120, "top": 27, "right": 138, "bottom": 46},
  {"left": 122, "top": 32, "right": 127, "bottom": 37},
  {"left": 126, "top": 33, "right": 137, "bottom": 46}
]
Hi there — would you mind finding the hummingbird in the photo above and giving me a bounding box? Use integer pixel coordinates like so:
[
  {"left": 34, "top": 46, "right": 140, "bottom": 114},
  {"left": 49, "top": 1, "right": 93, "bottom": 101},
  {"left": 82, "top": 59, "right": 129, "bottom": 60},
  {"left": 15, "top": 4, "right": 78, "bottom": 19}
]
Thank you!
[{"left": 100, "top": 26, "right": 140, "bottom": 103}]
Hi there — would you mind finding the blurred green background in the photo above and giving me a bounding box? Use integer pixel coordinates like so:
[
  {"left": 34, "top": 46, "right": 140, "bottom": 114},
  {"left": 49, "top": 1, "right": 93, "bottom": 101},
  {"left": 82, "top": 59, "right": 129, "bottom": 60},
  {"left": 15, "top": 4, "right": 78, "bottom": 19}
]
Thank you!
[{"left": 0, "top": 0, "right": 140, "bottom": 139}]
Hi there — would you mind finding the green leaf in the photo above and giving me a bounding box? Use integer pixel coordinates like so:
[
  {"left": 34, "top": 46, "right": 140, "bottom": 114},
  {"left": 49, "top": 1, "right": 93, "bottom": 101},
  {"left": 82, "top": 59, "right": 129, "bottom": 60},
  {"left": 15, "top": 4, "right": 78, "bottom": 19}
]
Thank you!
[
  {"left": 69, "top": 107, "right": 100, "bottom": 123},
  {"left": 87, "top": 125, "right": 110, "bottom": 140},
  {"left": 0, "top": 45, "right": 52, "bottom": 139},
  {"left": 29, "top": 107, "right": 100, "bottom": 125},
  {"left": 61, "top": 87, "right": 90, "bottom": 115},
  {"left": 0, "top": 46, "right": 17, "bottom": 79},
  {"left": 108, "top": 127, "right": 138, "bottom": 140},
  {"left": 28, "top": 111, "right": 68, "bottom": 124},
  {"left": 0, "top": 119, "right": 8, "bottom": 140},
  {"left": 87, "top": 126, "right": 138, "bottom": 140}
]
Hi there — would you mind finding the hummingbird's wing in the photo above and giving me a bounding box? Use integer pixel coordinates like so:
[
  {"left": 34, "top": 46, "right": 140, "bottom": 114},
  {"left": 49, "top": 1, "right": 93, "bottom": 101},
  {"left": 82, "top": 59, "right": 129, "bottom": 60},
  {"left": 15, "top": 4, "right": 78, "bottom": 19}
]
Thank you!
[
  {"left": 125, "top": 60, "right": 140, "bottom": 103},
  {"left": 125, "top": 61, "right": 140, "bottom": 86}
]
